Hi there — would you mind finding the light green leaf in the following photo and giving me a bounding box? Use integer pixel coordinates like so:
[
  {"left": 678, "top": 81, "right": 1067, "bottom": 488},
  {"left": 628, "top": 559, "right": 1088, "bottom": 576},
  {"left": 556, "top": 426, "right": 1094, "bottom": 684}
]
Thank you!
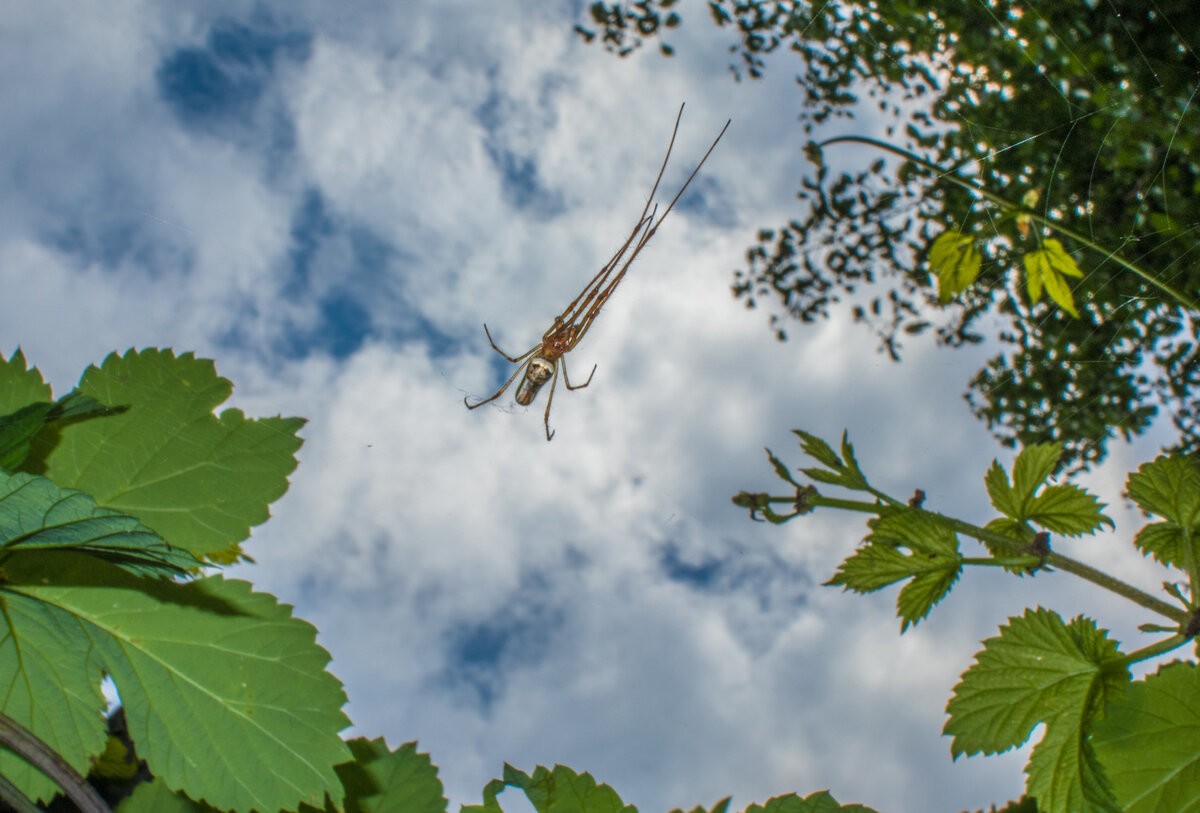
[
  {"left": 793, "top": 430, "right": 841, "bottom": 470},
  {"left": 827, "top": 543, "right": 921, "bottom": 593},
  {"left": 1127, "top": 457, "right": 1200, "bottom": 570},
  {"left": 3, "top": 552, "right": 351, "bottom": 813},
  {"left": 0, "top": 471, "right": 197, "bottom": 577},
  {"left": 1024, "top": 240, "right": 1082, "bottom": 317},
  {"left": 1026, "top": 723, "right": 1119, "bottom": 813},
  {"left": 36, "top": 349, "right": 304, "bottom": 562},
  {"left": 829, "top": 511, "right": 962, "bottom": 631},
  {"left": 1093, "top": 661, "right": 1200, "bottom": 812},
  {"left": 1025, "top": 484, "right": 1114, "bottom": 536},
  {"left": 945, "top": 609, "right": 1127, "bottom": 757},
  {"left": 930, "top": 230, "right": 982, "bottom": 302},
  {"left": 1012, "top": 444, "right": 1063, "bottom": 504},
  {"left": 0, "top": 349, "right": 51, "bottom": 418},
  {"left": 744, "top": 790, "right": 878, "bottom": 813},
  {"left": 985, "top": 460, "right": 1020, "bottom": 519},
  {"left": 0, "top": 392, "right": 129, "bottom": 471},
  {"left": 1127, "top": 456, "right": 1200, "bottom": 528}
]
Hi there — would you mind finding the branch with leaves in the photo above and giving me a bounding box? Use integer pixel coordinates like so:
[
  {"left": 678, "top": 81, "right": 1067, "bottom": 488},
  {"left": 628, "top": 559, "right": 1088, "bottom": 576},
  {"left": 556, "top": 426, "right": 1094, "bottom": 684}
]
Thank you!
[{"left": 734, "top": 429, "right": 1200, "bottom": 811}]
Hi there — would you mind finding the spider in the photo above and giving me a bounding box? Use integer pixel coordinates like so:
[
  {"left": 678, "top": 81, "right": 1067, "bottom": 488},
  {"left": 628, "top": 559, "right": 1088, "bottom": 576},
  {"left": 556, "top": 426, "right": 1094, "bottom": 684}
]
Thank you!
[{"left": 464, "top": 104, "right": 730, "bottom": 440}]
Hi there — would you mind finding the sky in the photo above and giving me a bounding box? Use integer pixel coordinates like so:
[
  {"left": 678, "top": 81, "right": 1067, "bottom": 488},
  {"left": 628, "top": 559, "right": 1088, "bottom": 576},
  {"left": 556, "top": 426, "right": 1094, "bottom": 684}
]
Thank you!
[{"left": 0, "top": 4, "right": 1186, "bottom": 813}]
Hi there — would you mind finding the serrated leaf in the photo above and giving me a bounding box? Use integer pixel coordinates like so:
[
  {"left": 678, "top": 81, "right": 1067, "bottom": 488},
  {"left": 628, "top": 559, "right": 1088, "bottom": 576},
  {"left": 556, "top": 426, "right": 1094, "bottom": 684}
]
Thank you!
[
  {"left": 1012, "top": 444, "right": 1063, "bottom": 503},
  {"left": 1093, "top": 661, "right": 1200, "bottom": 812},
  {"left": 1025, "top": 484, "right": 1114, "bottom": 536},
  {"left": 1127, "top": 457, "right": 1200, "bottom": 570},
  {"left": 1, "top": 471, "right": 198, "bottom": 577},
  {"left": 1127, "top": 456, "right": 1200, "bottom": 528},
  {"left": 35, "top": 349, "right": 304, "bottom": 562},
  {"left": 743, "top": 790, "right": 878, "bottom": 813},
  {"left": 837, "top": 432, "right": 869, "bottom": 489},
  {"left": 869, "top": 509, "right": 959, "bottom": 555},
  {"left": 1024, "top": 240, "right": 1082, "bottom": 317},
  {"left": 491, "top": 764, "right": 635, "bottom": 813},
  {"left": 0, "top": 349, "right": 52, "bottom": 418},
  {"left": 116, "top": 778, "right": 218, "bottom": 812},
  {"left": 1025, "top": 723, "right": 1119, "bottom": 813},
  {"left": 3, "top": 552, "right": 351, "bottom": 812},
  {"left": 827, "top": 543, "right": 920, "bottom": 593},
  {"left": 944, "top": 610, "right": 1127, "bottom": 813},
  {"left": 669, "top": 799, "right": 731, "bottom": 813},
  {"left": 794, "top": 430, "right": 842, "bottom": 470},
  {"left": 897, "top": 565, "right": 960, "bottom": 632},
  {"left": 981, "top": 517, "right": 1038, "bottom": 573},
  {"left": 985, "top": 460, "right": 1020, "bottom": 519},
  {"left": 930, "top": 230, "right": 982, "bottom": 302},
  {"left": 945, "top": 609, "right": 1127, "bottom": 757},
  {"left": 1133, "top": 521, "right": 1189, "bottom": 568},
  {"left": 766, "top": 448, "right": 801, "bottom": 488},
  {"left": 828, "top": 516, "right": 961, "bottom": 632},
  {"left": 340, "top": 738, "right": 447, "bottom": 813}
]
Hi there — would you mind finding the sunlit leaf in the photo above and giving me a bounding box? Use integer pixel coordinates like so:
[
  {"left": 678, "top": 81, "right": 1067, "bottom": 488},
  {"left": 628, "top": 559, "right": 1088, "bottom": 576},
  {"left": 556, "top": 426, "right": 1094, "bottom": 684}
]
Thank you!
[{"left": 930, "top": 230, "right": 982, "bottom": 302}]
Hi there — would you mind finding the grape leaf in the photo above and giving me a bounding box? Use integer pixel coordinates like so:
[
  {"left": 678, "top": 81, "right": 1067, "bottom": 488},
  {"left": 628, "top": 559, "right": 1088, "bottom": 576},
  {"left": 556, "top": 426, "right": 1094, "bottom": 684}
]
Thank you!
[
  {"left": 2, "top": 551, "right": 351, "bottom": 812},
  {"left": 930, "top": 230, "right": 982, "bottom": 302},
  {"left": 1, "top": 470, "right": 197, "bottom": 577},
  {"left": 1126, "top": 456, "right": 1200, "bottom": 570},
  {"left": 465, "top": 764, "right": 634, "bottom": 813},
  {"left": 34, "top": 349, "right": 304, "bottom": 563},
  {"left": 1093, "top": 661, "right": 1200, "bottom": 812},
  {"left": 944, "top": 609, "right": 1127, "bottom": 812},
  {"left": 669, "top": 799, "right": 731, "bottom": 813},
  {"left": 0, "top": 391, "right": 128, "bottom": 472}
]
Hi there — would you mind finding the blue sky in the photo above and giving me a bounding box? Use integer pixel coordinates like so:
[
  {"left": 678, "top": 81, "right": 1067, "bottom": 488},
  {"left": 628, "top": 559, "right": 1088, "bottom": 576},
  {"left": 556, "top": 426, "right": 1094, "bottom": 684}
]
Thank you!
[{"left": 0, "top": 4, "right": 1180, "bottom": 812}]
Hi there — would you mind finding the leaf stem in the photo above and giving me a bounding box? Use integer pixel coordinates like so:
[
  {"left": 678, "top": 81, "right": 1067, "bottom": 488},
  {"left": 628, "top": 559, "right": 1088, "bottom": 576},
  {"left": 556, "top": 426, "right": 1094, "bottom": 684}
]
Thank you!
[{"left": 1120, "top": 633, "right": 1191, "bottom": 667}]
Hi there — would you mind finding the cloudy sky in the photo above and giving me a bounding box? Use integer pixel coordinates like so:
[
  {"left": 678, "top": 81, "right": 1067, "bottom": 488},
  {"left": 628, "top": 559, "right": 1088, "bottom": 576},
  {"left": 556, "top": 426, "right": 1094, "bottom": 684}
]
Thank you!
[{"left": 0, "top": 4, "right": 1181, "bottom": 812}]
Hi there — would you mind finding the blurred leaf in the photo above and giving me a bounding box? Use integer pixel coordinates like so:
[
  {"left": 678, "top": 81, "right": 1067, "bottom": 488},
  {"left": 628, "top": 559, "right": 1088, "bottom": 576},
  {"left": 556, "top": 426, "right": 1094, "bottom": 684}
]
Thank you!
[{"left": 930, "top": 230, "right": 982, "bottom": 302}]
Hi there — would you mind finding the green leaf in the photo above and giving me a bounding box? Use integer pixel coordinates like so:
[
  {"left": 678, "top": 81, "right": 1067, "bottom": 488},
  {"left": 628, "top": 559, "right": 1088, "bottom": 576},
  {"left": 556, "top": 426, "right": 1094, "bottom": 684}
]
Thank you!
[
  {"left": 929, "top": 230, "right": 982, "bottom": 302},
  {"left": 117, "top": 779, "right": 218, "bottom": 812},
  {"left": 766, "top": 448, "right": 801, "bottom": 488},
  {"left": 340, "top": 738, "right": 447, "bottom": 813},
  {"left": 669, "top": 799, "right": 732, "bottom": 813},
  {"left": 829, "top": 510, "right": 961, "bottom": 631},
  {"left": 35, "top": 349, "right": 305, "bottom": 563},
  {"left": 985, "top": 460, "right": 1020, "bottom": 519},
  {"left": 0, "top": 349, "right": 51, "bottom": 418},
  {"left": 478, "top": 764, "right": 635, "bottom": 813},
  {"left": 944, "top": 609, "right": 1127, "bottom": 812},
  {"left": 2, "top": 552, "right": 351, "bottom": 812},
  {"left": 743, "top": 790, "right": 879, "bottom": 813},
  {"left": 1012, "top": 444, "right": 1063, "bottom": 503},
  {"left": 793, "top": 430, "right": 841, "bottom": 470},
  {"left": 1127, "top": 456, "right": 1200, "bottom": 527},
  {"left": 1093, "top": 661, "right": 1200, "bottom": 812},
  {"left": 0, "top": 470, "right": 198, "bottom": 577},
  {"left": 1127, "top": 456, "right": 1200, "bottom": 570},
  {"left": 1025, "top": 484, "right": 1114, "bottom": 536},
  {"left": 1024, "top": 240, "right": 1083, "bottom": 317}
]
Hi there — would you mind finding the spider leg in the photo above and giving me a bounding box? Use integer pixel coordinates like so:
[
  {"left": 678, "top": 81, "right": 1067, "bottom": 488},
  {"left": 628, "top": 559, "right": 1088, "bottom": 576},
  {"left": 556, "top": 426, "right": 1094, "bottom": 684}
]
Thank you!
[
  {"left": 482, "top": 323, "right": 537, "bottom": 363},
  {"left": 560, "top": 355, "right": 597, "bottom": 391},
  {"left": 464, "top": 354, "right": 536, "bottom": 410},
  {"left": 541, "top": 361, "right": 563, "bottom": 441}
]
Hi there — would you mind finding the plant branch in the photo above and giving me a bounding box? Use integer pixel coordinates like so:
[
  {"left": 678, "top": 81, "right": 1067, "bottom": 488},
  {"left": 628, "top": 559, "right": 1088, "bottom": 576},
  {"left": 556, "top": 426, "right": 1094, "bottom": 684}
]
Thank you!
[
  {"left": 818, "top": 135, "right": 1200, "bottom": 311},
  {"left": 0, "top": 711, "right": 110, "bottom": 813}
]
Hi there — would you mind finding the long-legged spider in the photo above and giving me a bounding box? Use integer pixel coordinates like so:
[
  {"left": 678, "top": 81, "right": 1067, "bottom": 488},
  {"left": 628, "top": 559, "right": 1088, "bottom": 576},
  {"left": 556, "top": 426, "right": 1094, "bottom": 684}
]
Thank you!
[{"left": 464, "top": 104, "right": 730, "bottom": 440}]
